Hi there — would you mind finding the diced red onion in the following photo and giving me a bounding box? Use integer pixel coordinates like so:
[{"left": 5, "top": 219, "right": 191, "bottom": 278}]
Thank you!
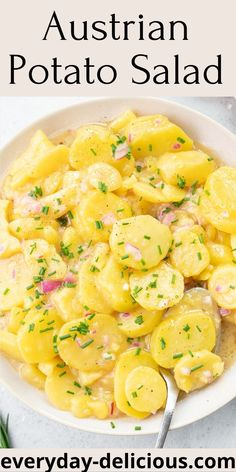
[
  {"left": 162, "top": 211, "right": 177, "bottom": 226},
  {"left": 216, "top": 285, "right": 223, "bottom": 292},
  {"left": 120, "top": 312, "right": 131, "bottom": 319},
  {"left": 132, "top": 341, "right": 141, "bottom": 347},
  {"left": 113, "top": 142, "right": 130, "bottom": 160},
  {"left": 172, "top": 143, "right": 181, "bottom": 150},
  {"left": 157, "top": 205, "right": 173, "bottom": 222},
  {"left": 125, "top": 242, "right": 142, "bottom": 261},
  {"left": 41, "top": 280, "right": 62, "bottom": 293},
  {"left": 219, "top": 307, "right": 231, "bottom": 316},
  {"left": 101, "top": 212, "right": 116, "bottom": 226},
  {"left": 11, "top": 269, "right": 16, "bottom": 279},
  {"left": 180, "top": 367, "right": 191, "bottom": 376}
]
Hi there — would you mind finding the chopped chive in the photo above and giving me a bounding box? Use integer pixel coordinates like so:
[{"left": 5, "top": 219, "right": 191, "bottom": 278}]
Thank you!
[
  {"left": 160, "top": 337, "right": 166, "bottom": 350},
  {"left": 135, "top": 347, "right": 141, "bottom": 356},
  {"left": 183, "top": 324, "right": 190, "bottom": 332},
  {"left": 134, "top": 315, "right": 144, "bottom": 325},
  {"left": 80, "top": 339, "right": 94, "bottom": 349},
  {"left": 132, "top": 391, "right": 138, "bottom": 398},
  {"left": 98, "top": 182, "right": 108, "bottom": 194},
  {"left": 42, "top": 206, "right": 49, "bottom": 215},
  {"left": 134, "top": 426, "right": 142, "bottom": 431},
  {"left": 90, "top": 148, "right": 97, "bottom": 156},
  {"left": 66, "top": 390, "right": 75, "bottom": 395},
  {"left": 59, "top": 371, "right": 66, "bottom": 377},
  {"left": 173, "top": 352, "right": 183, "bottom": 359},
  {"left": 28, "top": 323, "right": 35, "bottom": 333},
  {"left": 190, "top": 364, "right": 204, "bottom": 373},
  {"left": 144, "top": 235, "right": 151, "bottom": 240},
  {"left": 110, "top": 421, "right": 116, "bottom": 429},
  {"left": 171, "top": 274, "right": 176, "bottom": 285},
  {"left": 197, "top": 252, "right": 202, "bottom": 260},
  {"left": 59, "top": 334, "right": 72, "bottom": 341},
  {"left": 196, "top": 325, "right": 202, "bottom": 332},
  {"left": 121, "top": 254, "right": 129, "bottom": 260},
  {"left": 157, "top": 245, "right": 162, "bottom": 255},
  {"left": 39, "top": 327, "right": 54, "bottom": 333},
  {"left": 177, "top": 136, "right": 186, "bottom": 144},
  {"left": 3, "top": 288, "right": 10, "bottom": 295},
  {"left": 95, "top": 220, "right": 103, "bottom": 230}
]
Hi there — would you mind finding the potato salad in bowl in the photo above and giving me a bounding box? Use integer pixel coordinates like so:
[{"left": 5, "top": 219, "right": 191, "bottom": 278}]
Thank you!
[{"left": 0, "top": 106, "right": 236, "bottom": 427}]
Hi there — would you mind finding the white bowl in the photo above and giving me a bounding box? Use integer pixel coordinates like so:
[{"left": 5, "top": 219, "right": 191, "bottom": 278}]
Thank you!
[{"left": 1, "top": 97, "right": 236, "bottom": 436}]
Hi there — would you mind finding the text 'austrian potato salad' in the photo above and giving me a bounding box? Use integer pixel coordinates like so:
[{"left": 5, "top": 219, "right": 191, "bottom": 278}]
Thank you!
[{"left": 0, "top": 110, "right": 236, "bottom": 423}]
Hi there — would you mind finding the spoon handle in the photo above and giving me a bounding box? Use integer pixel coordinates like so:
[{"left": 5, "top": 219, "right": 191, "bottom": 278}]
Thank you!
[{"left": 155, "top": 371, "right": 179, "bottom": 448}]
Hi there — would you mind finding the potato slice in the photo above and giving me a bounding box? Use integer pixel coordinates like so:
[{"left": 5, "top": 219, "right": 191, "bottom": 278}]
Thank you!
[
  {"left": 58, "top": 314, "right": 127, "bottom": 372},
  {"left": 208, "top": 264, "right": 236, "bottom": 309},
  {"left": 125, "top": 366, "right": 167, "bottom": 413},
  {"left": 170, "top": 229, "right": 210, "bottom": 277},
  {"left": 124, "top": 114, "right": 193, "bottom": 158},
  {"left": 97, "top": 255, "right": 135, "bottom": 312},
  {"left": 17, "top": 308, "right": 62, "bottom": 363},
  {"left": 206, "top": 242, "right": 232, "bottom": 266},
  {"left": 110, "top": 215, "right": 172, "bottom": 270},
  {"left": 77, "top": 190, "right": 132, "bottom": 243},
  {"left": 52, "top": 287, "right": 83, "bottom": 322},
  {"left": 114, "top": 349, "right": 158, "bottom": 418},
  {"left": 132, "top": 181, "right": 186, "bottom": 203},
  {"left": 87, "top": 163, "right": 122, "bottom": 192},
  {"left": 9, "top": 130, "right": 69, "bottom": 189},
  {"left": 19, "top": 364, "right": 46, "bottom": 390},
  {"left": 78, "top": 259, "right": 112, "bottom": 314},
  {"left": 110, "top": 110, "right": 137, "bottom": 134},
  {"left": 0, "top": 232, "right": 21, "bottom": 259},
  {"left": 151, "top": 311, "right": 216, "bottom": 368},
  {"left": 45, "top": 366, "right": 81, "bottom": 410},
  {"left": 69, "top": 124, "right": 134, "bottom": 176},
  {"left": 200, "top": 167, "right": 236, "bottom": 234},
  {"left": 117, "top": 307, "right": 163, "bottom": 337},
  {"left": 8, "top": 307, "right": 25, "bottom": 334},
  {"left": 129, "top": 262, "right": 184, "bottom": 311},
  {"left": 9, "top": 218, "right": 59, "bottom": 246},
  {"left": 166, "top": 287, "right": 221, "bottom": 336},
  {"left": 0, "top": 330, "right": 23, "bottom": 361},
  {"left": 158, "top": 150, "right": 216, "bottom": 187},
  {"left": 23, "top": 239, "right": 67, "bottom": 281},
  {"left": 174, "top": 350, "right": 224, "bottom": 393},
  {"left": 0, "top": 254, "right": 33, "bottom": 311}
]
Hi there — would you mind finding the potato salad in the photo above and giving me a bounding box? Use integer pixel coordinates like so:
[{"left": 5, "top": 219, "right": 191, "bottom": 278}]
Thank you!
[{"left": 0, "top": 110, "right": 235, "bottom": 423}]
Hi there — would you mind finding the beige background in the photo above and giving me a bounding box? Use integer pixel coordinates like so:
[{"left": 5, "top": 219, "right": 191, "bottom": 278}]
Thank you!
[{"left": 0, "top": 0, "right": 235, "bottom": 96}]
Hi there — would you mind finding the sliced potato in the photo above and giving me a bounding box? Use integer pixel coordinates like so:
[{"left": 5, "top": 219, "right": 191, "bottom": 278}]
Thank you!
[
  {"left": 0, "top": 330, "right": 23, "bottom": 361},
  {"left": 151, "top": 311, "right": 216, "bottom": 368},
  {"left": 77, "top": 190, "right": 132, "bottom": 243},
  {"left": 97, "top": 255, "right": 135, "bottom": 312},
  {"left": 125, "top": 366, "right": 167, "bottom": 413},
  {"left": 58, "top": 314, "right": 127, "bottom": 372},
  {"left": 200, "top": 167, "right": 236, "bottom": 234},
  {"left": 69, "top": 124, "right": 134, "bottom": 176},
  {"left": 117, "top": 307, "right": 163, "bottom": 337},
  {"left": 132, "top": 181, "right": 186, "bottom": 203},
  {"left": 17, "top": 309, "right": 62, "bottom": 363},
  {"left": 170, "top": 229, "right": 210, "bottom": 277},
  {"left": 78, "top": 259, "right": 112, "bottom": 314},
  {"left": 87, "top": 163, "right": 122, "bottom": 192},
  {"left": 114, "top": 349, "right": 158, "bottom": 418},
  {"left": 158, "top": 150, "right": 216, "bottom": 187},
  {"left": 0, "top": 254, "right": 33, "bottom": 311},
  {"left": 208, "top": 264, "right": 236, "bottom": 309},
  {"left": 129, "top": 262, "right": 184, "bottom": 311},
  {"left": 174, "top": 350, "right": 224, "bottom": 393},
  {"left": 124, "top": 114, "right": 193, "bottom": 158},
  {"left": 206, "top": 242, "right": 232, "bottom": 266},
  {"left": 19, "top": 364, "right": 46, "bottom": 390},
  {"left": 110, "top": 215, "right": 172, "bottom": 270},
  {"left": 45, "top": 366, "right": 81, "bottom": 410}
]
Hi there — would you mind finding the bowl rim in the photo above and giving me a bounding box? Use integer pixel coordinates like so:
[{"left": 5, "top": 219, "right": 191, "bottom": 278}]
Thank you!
[{"left": 0, "top": 96, "right": 236, "bottom": 436}]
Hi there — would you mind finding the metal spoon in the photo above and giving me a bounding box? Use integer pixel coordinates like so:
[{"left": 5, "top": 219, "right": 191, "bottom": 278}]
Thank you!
[{"left": 155, "top": 288, "right": 221, "bottom": 448}]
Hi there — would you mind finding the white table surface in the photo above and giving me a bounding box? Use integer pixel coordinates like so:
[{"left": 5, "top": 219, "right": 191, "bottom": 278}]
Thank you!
[{"left": 0, "top": 96, "right": 236, "bottom": 448}]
